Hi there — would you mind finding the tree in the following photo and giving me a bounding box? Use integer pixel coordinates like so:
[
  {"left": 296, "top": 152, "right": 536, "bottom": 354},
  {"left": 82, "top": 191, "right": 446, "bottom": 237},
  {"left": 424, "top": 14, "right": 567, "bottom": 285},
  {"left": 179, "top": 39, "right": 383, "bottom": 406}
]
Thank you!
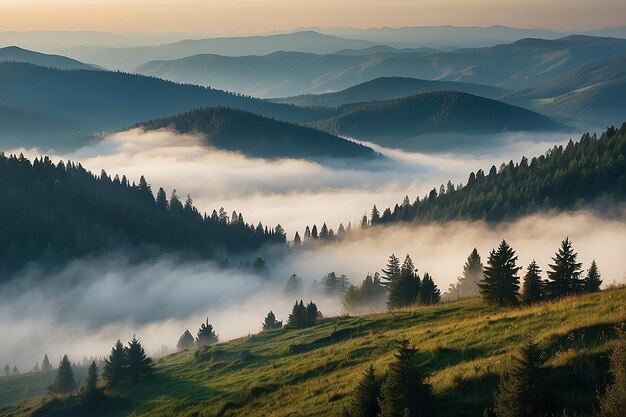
[
  {"left": 104, "top": 339, "right": 127, "bottom": 387},
  {"left": 126, "top": 335, "right": 154, "bottom": 383},
  {"left": 306, "top": 301, "right": 321, "bottom": 326},
  {"left": 378, "top": 340, "right": 434, "bottom": 417},
  {"left": 419, "top": 273, "right": 441, "bottom": 305},
  {"left": 493, "top": 338, "right": 555, "bottom": 417},
  {"left": 584, "top": 260, "right": 602, "bottom": 292},
  {"left": 343, "top": 273, "right": 387, "bottom": 312},
  {"left": 287, "top": 300, "right": 320, "bottom": 329},
  {"left": 42, "top": 354, "right": 52, "bottom": 371},
  {"left": 521, "top": 261, "right": 544, "bottom": 304},
  {"left": 311, "top": 225, "right": 318, "bottom": 239},
  {"left": 262, "top": 311, "right": 282, "bottom": 331},
  {"left": 479, "top": 240, "right": 521, "bottom": 306},
  {"left": 177, "top": 330, "right": 195, "bottom": 351},
  {"left": 285, "top": 273, "right": 302, "bottom": 295},
  {"left": 82, "top": 360, "right": 104, "bottom": 406},
  {"left": 348, "top": 365, "right": 381, "bottom": 417},
  {"left": 196, "top": 318, "right": 219, "bottom": 347},
  {"left": 155, "top": 187, "right": 169, "bottom": 210},
  {"left": 370, "top": 205, "right": 381, "bottom": 225},
  {"left": 320, "top": 223, "right": 329, "bottom": 239},
  {"left": 598, "top": 327, "right": 626, "bottom": 417},
  {"left": 455, "top": 248, "right": 484, "bottom": 299},
  {"left": 252, "top": 257, "right": 270, "bottom": 277},
  {"left": 51, "top": 355, "right": 76, "bottom": 394},
  {"left": 293, "top": 232, "right": 302, "bottom": 246},
  {"left": 546, "top": 237, "right": 583, "bottom": 298},
  {"left": 319, "top": 272, "right": 350, "bottom": 296},
  {"left": 388, "top": 255, "right": 420, "bottom": 309},
  {"left": 381, "top": 254, "right": 401, "bottom": 288}
]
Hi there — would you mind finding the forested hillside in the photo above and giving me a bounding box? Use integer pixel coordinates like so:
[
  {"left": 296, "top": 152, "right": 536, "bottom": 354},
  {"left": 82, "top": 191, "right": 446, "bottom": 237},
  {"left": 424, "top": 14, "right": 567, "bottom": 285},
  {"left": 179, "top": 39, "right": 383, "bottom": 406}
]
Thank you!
[
  {"left": 374, "top": 124, "right": 626, "bottom": 224},
  {"left": 138, "top": 107, "right": 378, "bottom": 160},
  {"left": 0, "top": 46, "right": 96, "bottom": 70},
  {"left": 0, "top": 153, "right": 284, "bottom": 277}
]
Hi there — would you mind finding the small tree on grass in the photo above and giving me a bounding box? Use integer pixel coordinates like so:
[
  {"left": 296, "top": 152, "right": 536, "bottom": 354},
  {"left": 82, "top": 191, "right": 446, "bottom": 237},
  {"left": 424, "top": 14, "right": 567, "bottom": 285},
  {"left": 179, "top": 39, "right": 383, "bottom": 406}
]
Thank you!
[
  {"left": 584, "top": 260, "right": 602, "bottom": 293},
  {"left": 287, "top": 300, "right": 321, "bottom": 328},
  {"left": 196, "top": 319, "right": 219, "bottom": 347},
  {"left": 103, "top": 340, "right": 127, "bottom": 388},
  {"left": 493, "top": 338, "right": 555, "bottom": 417},
  {"left": 177, "top": 330, "right": 195, "bottom": 351},
  {"left": 262, "top": 311, "right": 282, "bottom": 331},
  {"left": 126, "top": 335, "right": 154, "bottom": 383},
  {"left": 521, "top": 261, "right": 544, "bottom": 305},
  {"left": 598, "top": 327, "right": 626, "bottom": 417},
  {"left": 81, "top": 360, "right": 104, "bottom": 406},
  {"left": 378, "top": 340, "right": 434, "bottom": 417},
  {"left": 51, "top": 355, "right": 76, "bottom": 394},
  {"left": 347, "top": 364, "right": 381, "bottom": 417}
]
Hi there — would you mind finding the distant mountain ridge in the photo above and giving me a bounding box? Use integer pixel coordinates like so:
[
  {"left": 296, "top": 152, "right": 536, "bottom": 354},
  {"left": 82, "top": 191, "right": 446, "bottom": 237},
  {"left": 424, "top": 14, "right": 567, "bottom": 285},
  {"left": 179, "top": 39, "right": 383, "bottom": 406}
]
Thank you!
[{"left": 0, "top": 45, "right": 96, "bottom": 70}]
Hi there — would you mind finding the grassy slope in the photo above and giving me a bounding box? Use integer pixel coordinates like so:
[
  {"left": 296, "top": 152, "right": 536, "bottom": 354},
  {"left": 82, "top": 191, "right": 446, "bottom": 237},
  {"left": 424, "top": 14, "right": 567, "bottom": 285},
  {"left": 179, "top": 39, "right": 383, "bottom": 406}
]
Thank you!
[{"left": 2, "top": 288, "right": 624, "bottom": 417}]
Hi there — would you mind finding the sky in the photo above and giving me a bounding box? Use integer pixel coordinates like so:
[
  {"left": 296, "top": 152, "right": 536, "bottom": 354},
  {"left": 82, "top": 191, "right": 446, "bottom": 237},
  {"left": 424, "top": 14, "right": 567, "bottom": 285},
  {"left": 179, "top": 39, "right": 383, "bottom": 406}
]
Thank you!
[{"left": 0, "top": 0, "right": 625, "bottom": 33}]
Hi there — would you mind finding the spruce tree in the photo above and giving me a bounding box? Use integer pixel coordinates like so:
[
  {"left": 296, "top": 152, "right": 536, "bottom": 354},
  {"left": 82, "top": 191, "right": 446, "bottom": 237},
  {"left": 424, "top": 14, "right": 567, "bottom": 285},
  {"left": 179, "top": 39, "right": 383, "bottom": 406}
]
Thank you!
[
  {"left": 381, "top": 254, "right": 401, "bottom": 288},
  {"left": 51, "top": 355, "right": 77, "bottom": 394},
  {"left": 177, "top": 330, "right": 195, "bottom": 351},
  {"left": 521, "top": 261, "right": 544, "bottom": 304},
  {"left": 479, "top": 240, "right": 521, "bottom": 306},
  {"left": 82, "top": 360, "right": 104, "bottom": 406},
  {"left": 584, "top": 260, "right": 602, "bottom": 293},
  {"left": 419, "top": 273, "right": 441, "bottom": 305},
  {"left": 287, "top": 300, "right": 307, "bottom": 328},
  {"left": 388, "top": 255, "right": 420, "bottom": 309},
  {"left": 378, "top": 340, "right": 434, "bottom": 417},
  {"left": 493, "top": 338, "right": 555, "bottom": 417},
  {"left": 196, "top": 319, "right": 219, "bottom": 347},
  {"left": 103, "top": 339, "right": 127, "bottom": 387},
  {"left": 285, "top": 273, "right": 302, "bottom": 294},
  {"left": 370, "top": 205, "right": 381, "bottom": 225},
  {"left": 456, "top": 248, "right": 484, "bottom": 298},
  {"left": 306, "top": 301, "right": 321, "bottom": 326},
  {"left": 262, "top": 311, "right": 282, "bottom": 331},
  {"left": 546, "top": 237, "right": 583, "bottom": 298},
  {"left": 126, "top": 335, "right": 154, "bottom": 383},
  {"left": 42, "top": 354, "right": 52, "bottom": 371},
  {"left": 348, "top": 364, "right": 381, "bottom": 417},
  {"left": 598, "top": 327, "right": 626, "bottom": 417}
]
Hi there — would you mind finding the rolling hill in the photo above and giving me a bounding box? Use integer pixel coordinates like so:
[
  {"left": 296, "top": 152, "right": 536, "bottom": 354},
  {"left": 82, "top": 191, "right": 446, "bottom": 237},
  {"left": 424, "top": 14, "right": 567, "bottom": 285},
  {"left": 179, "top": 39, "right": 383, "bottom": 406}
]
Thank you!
[
  {"left": 0, "top": 46, "right": 96, "bottom": 70},
  {"left": 272, "top": 76, "right": 508, "bottom": 107},
  {"left": 503, "top": 54, "right": 626, "bottom": 127},
  {"left": 134, "top": 35, "right": 626, "bottom": 97},
  {"left": 308, "top": 91, "right": 563, "bottom": 151},
  {"left": 2, "top": 289, "right": 623, "bottom": 416},
  {"left": 137, "top": 107, "right": 379, "bottom": 160},
  {"left": 0, "top": 62, "right": 330, "bottom": 150}
]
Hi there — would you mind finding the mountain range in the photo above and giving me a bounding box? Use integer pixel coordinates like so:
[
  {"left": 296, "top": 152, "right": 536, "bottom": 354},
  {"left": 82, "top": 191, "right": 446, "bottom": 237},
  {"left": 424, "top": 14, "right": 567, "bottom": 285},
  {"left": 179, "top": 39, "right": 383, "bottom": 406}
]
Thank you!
[{"left": 0, "top": 45, "right": 97, "bottom": 70}]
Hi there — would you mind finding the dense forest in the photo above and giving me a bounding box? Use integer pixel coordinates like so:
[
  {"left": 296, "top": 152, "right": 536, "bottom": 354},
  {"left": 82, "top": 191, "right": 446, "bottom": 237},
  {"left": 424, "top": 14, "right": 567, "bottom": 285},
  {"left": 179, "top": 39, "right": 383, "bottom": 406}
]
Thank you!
[
  {"left": 372, "top": 124, "right": 626, "bottom": 224},
  {"left": 0, "top": 153, "right": 285, "bottom": 278}
]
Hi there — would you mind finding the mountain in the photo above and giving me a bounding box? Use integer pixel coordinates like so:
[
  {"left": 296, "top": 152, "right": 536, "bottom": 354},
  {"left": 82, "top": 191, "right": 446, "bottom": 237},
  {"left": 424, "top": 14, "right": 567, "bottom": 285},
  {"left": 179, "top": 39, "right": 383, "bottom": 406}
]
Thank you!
[
  {"left": 0, "top": 46, "right": 96, "bottom": 70},
  {"left": 0, "top": 153, "right": 283, "bottom": 277},
  {"left": 503, "top": 54, "right": 626, "bottom": 127},
  {"left": 70, "top": 31, "right": 374, "bottom": 70},
  {"left": 272, "top": 76, "right": 508, "bottom": 107},
  {"left": 375, "top": 124, "right": 626, "bottom": 224},
  {"left": 308, "top": 91, "right": 563, "bottom": 151},
  {"left": 135, "top": 35, "right": 626, "bottom": 97},
  {"left": 137, "top": 107, "right": 379, "bottom": 160},
  {"left": 0, "top": 62, "right": 329, "bottom": 150}
]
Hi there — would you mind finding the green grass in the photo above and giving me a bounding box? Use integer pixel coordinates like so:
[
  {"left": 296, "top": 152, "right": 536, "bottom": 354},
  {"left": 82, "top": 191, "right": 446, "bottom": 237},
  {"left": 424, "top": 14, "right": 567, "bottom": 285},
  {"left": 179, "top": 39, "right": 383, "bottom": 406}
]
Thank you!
[{"left": 2, "top": 288, "right": 625, "bottom": 417}]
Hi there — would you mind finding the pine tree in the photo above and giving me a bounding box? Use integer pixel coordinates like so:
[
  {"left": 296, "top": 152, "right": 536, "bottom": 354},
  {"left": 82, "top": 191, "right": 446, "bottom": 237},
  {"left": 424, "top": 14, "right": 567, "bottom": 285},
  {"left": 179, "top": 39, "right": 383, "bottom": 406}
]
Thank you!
[
  {"left": 387, "top": 255, "right": 420, "bottom": 309},
  {"left": 126, "top": 335, "right": 154, "bottom": 383},
  {"left": 584, "top": 260, "right": 602, "bottom": 293},
  {"left": 285, "top": 273, "right": 302, "bottom": 294},
  {"left": 348, "top": 364, "right": 381, "bottom": 417},
  {"left": 493, "top": 338, "right": 555, "bottom": 417},
  {"left": 546, "top": 237, "right": 583, "bottom": 298},
  {"left": 51, "top": 355, "right": 76, "bottom": 394},
  {"left": 370, "top": 205, "right": 381, "bottom": 225},
  {"left": 42, "top": 354, "right": 52, "bottom": 371},
  {"left": 196, "top": 319, "right": 219, "bottom": 347},
  {"left": 311, "top": 225, "right": 318, "bottom": 239},
  {"left": 81, "top": 360, "right": 104, "bottom": 406},
  {"left": 262, "top": 311, "right": 282, "bottom": 331},
  {"left": 455, "top": 248, "right": 484, "bottom": 298},
  {"left": 419, "top": 273, "right": 441, "bottom": 305},
  {"left": 287, "top": 300, "right": 307, "bottom": 328},
  {"left": 598, "top": 327, "right": 626, "bottom": 417},
  {"left": 306, "top": 301, "right": 321, "bottom": 326},
  {"left": 479, "top": 240, "right": 521, "bottom": 306},
  {"left": 521, "top": 261, "right": 544, "bottom": 304},
  {"left": 103, "top": 339, "right": 127, "bottom": 387},
  {"left": 378, "top": 340, "right": 434, "bottom": 417},
  {"left": 381, "top": 254, "right": 401, "bottom": 288},
  {"left": 177, "top": 330, "right": 195, "bottom": 351},
  {"left": 320, "top": 223, "right": 329, "bottom": 239},
  {"left": 293, "top": 232, "right": 301, "bottom": 246}
]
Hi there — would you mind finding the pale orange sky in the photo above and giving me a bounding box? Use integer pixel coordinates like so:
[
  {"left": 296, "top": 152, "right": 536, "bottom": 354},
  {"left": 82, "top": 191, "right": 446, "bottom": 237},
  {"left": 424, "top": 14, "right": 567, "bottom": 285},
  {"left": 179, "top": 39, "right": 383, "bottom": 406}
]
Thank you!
[{"left": 0, "top": 0, "right": 625, "bottom": 33}]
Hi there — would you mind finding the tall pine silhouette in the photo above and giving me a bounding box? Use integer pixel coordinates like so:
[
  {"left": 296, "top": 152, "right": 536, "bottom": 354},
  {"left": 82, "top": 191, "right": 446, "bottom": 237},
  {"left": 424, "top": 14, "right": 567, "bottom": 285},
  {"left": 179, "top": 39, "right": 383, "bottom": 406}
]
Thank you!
[
  {"left": 546, "top": 238, "right": 583, "bottom": 298},
  {"left": 479, "top": 240, "right": 521, "bottom": 306},
  {"left": 521, "top": 261, "right": 544, "bottom": 304},
  {"left": 51, "top": 355, "right": 76, "bottom": 394},
  {"left": 104, "top": 339, "right": 127, "bottom": 387},
  {"left": 347, "top": 364, "right": 381, "bottom": 417},
  {"left": 584, "top": 260, "right": 602, "bottom": 292},
  {"left": 126, "top": 335, "right": 154, "bottom": 383}
]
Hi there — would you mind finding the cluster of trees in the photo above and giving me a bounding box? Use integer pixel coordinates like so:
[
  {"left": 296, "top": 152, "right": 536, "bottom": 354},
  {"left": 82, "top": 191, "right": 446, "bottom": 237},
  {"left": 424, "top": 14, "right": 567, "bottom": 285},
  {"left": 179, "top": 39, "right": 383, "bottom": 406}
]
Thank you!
[
  {"left": 292, "top": 222, "right": 353, "bottom": 246},
  {"left": 0, "top": 153, "right": 284, "bottom": 276},
  {"left": 446, "top": 248, "right": 484, "bottom": 300},
  {"left": 364, "top": 124, "right": 626, "bottom": 225},
  {"left": 343, "top": 273, "right": 387, "bottom": 312},
  {"left": 262, "top": 311, "right": 283, "bottom": 331},
  {"left": 287, "top": 301, "right": 322, "bottom": 329},
  {"left": 479, "top": 238, "right": 602, "bottom": 306},
  {"left": 177, "top": 318, "right": 219, "bottom": 350},
  {"left": 382, "top": 254, "right": 441, "bottom": 309},
  {"left": 103, "top": 336, "right": 154, "bottom": 387},
  {"left": 2, "top": 354, "right": 54, "bottom": 378}
]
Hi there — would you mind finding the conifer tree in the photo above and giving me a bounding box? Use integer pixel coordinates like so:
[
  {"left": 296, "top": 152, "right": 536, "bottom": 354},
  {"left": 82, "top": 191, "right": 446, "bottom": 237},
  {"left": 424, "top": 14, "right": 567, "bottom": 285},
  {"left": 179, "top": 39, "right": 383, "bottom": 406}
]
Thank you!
[
  {"left": 348, "top": 364, "right": 381, "bottom": 417},
  {"left": 419, "top": 273, "right": 441, "bottom": 305},
  {"left": 42, "top": 354, "right": 52, "bottom": 371},
  {"left": 306, "top": 301, "right": 321, "bottom": 326},
  {"left": 104, "top": 340, "right": 127, "bottom": 388},
  {"left": 546, "top": 237, "right": 583, "bottom": 298},
  {"left": 455, "top": 248, "right": 484, "bottom": 298},
  {"left": 287, "top": 300, "right": 307, "bottom": 328},
  {"left": 262, "top": 311, "right": 282, "bottom": 331},
  {"left": 387, "top": 255, "right": 420, "bottom": 309},
  {"left": 521, "top": 261, "right": 544, "bottom": 304},
  {"left": 320, "top": 223, "right": 329, "bottom": 239},
  {"left": 177, "top": 330, "right": 195, "bottom": 351},
  {"left": 381, "top": 254, "right": 401, "bottom": 288},
  {"left": 196, "top": 319, "right": 219, "bottom": 347},
  {"left": 479, "top": 240, "right": 521, "bottom": 306},
  {"left": 370, "top": 205, "right": 381, "bottom": 225},
  {"left": 598, "top": 327, "right": 626, "bottom": 417},
  {"left": 51, "top": 355, "right": 76, "bottom": 394},
  {"left": 285, "top": 273, "right": 302, "bottom": 294},
  {"left": 293, "top": 232, "right": 301, "bottom": 246},
  {"left": 311, "top": 225, "right": 318, "bottom": 239},
  {"left": 378, "top": 340, "right": 434, "bottom": 417},
  {"left": 493, "top": 338, "right": 555, "bottom": 417},
  {"left": 584, "top": 260, "right": 602, "bottom": 293},
  {"left": 126, "top": 335, "right": 154, "bottom": 383},
  {"left": 81, "top": 360, "right": 104, "bottom": 406}
]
